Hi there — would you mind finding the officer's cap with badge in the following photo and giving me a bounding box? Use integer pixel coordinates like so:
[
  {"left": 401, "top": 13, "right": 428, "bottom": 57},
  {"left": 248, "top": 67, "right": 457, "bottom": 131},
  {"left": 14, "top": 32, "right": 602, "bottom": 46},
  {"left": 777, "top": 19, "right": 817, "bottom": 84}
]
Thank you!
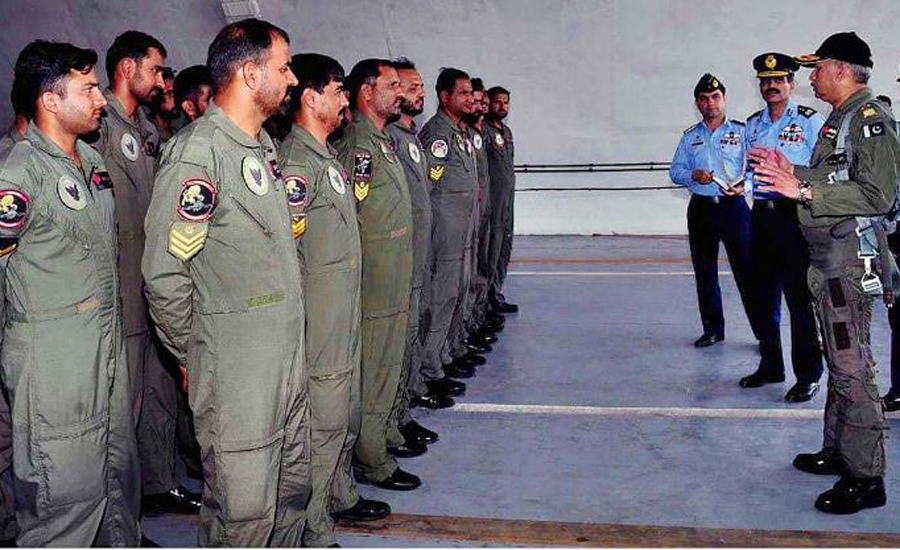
[
  {"left": 753, "top": 52, "right": 799, "bottom": 78},
  {"left": 694, "top": 73, "right": 725, "bottom": 99},
  {"left": 795, "top": 31, "right": 873, "bottom": 69}
]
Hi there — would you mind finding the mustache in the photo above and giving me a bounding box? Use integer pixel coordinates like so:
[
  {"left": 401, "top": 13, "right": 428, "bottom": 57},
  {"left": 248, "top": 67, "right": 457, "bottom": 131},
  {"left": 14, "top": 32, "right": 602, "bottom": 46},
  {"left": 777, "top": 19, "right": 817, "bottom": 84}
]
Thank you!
[{"left": 764, "top": 88, "right": 779, "bottom": 95}]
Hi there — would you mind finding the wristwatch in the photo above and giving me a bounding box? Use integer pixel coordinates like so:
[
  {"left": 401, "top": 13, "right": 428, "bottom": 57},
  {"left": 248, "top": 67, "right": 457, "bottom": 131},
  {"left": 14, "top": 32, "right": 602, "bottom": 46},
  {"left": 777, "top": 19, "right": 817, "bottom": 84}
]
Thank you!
[{"left": 798, "top": 180, "right": 812, "bottom": 207}]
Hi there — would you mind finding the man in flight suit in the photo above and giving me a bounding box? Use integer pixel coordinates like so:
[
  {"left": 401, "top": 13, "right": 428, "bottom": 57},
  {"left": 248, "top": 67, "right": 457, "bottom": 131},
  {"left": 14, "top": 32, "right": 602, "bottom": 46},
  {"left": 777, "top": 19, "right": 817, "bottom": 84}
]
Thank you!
[
  {"left": 752, "top": 31, "right": 899, "bottom": 514},
  {"left": 173, "top": 64, "right": 214, "bottom": 126},
  {"left": 142, "top": 19, "right": 312, "bottom": 545},
  {"left": 740, "top": 53, "right": 825, "bottom": 402},
  {"left": 278, "top": 53, "right": 391, "bottom": 546},
  {"left": 91, "top": 29, "right": 202, "bottom": 517},
  {"left": 334, "top": 59, "right": 420, "bottom": 491},
  {"left": 0, "top": 39, "right": 140, "bottom": 547},
  {"left": 420, "top": 68, "right": 483, "bottom": 381}
]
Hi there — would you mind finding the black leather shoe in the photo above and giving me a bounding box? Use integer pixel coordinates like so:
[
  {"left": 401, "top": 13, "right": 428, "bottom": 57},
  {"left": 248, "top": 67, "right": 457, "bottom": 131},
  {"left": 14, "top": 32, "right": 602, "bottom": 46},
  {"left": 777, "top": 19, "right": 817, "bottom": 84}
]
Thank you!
[
  {"left": 495, "top": 301, "right": 519, "bottom": 313},
  {"left": 694, "top": 333, "right": 724, "bottom": 347},
  {"left": 883, "top": 390, "right": 900, "bottom": 412},
  {"left": 738, "top": 370, "right": 785, "bottom": 388},
  {"left": 141, "top": 535, "right": 161, "bottom": 547},
  {"left": 785, "top": 382, "right": 820, "bottom": 403},
  {"left": 445, "top": 361, "right": 475, "bottom": 379},
  {"left": 793, "top": 448, "right": 844, "bottom": 475},
  {"left": 372, "top": 468, "right": 421, "bottom": 491},
  {"left": 468, "top": 333, "right": 497, "bottom": 346},
  {"left": 411, "top": 393, "right": 455, "bottom": 409},
  {"left": 465, "top": 342, "right": 491, "bottom": 354},
  {"left": 401, "top": 420, "right": 439, "bottom": 445},
  {"left": 142, "top": 486, "right": 202, "bottom": 516},
  {"left": 426, "top": 377, "right": 465, "bottom": 397},
  {"left": 815, "top": 476, "right": 886, "bottom": 514},
  {"left": 463, "top": 353, "right": 487, "bottom": 366},
  {"left": 388, "top": 438, "right": 427, "bottom": 458},
  {"left": 331, "top": 497, "right": 391, "bottom": 522},
  {"left": 482, "top": 316, "right": 505, "bottom": 332}
]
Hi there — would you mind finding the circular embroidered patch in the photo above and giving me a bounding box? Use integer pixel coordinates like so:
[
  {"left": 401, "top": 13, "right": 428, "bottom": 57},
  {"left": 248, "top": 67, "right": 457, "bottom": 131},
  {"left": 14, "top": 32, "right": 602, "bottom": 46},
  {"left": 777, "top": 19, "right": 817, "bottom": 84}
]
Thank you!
[
  {"left": 327, "top": 165, "right": 346, "bottom": 195},
  {"left": 473, "top": 133, "right": 483, "bottom": 150},
  {"left": 177, "top": 179, "right": 217, "bottom": 221},
  {"left": 58, "top": 175, "right": 87, "bottom": 210},
  {"left": 0, "top": 190, "right": 28, "bottom": 229},
  {"left": 284, "top": 175, "right": 308, "bottom": 207},
  {"left": 495, "top": 133, "right": 505, "bottom": 146},
  {"left": 121, "top": 133, "right": 139, "bottom": 161},
  {"left": 381, "top": 141, "right": 396, "bottom": 163},
  {"left": 408, "top": 142, "right": 421, "bottom": 164},
  {"left": 430, "top": 139, "right": 449, "bottom": 159},
  {"left": 242, "top": 156, "right": 269, "bottom": 196}
]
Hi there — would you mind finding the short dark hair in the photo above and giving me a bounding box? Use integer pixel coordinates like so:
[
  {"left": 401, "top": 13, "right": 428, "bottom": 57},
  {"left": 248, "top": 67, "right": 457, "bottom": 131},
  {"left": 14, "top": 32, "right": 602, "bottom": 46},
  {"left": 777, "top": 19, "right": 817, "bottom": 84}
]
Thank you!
[
  {"left": 161, "top": 66, "right": 175, "bottom": 81},
  {"left": 436, "top": 67, "right": 470, "bottom": 96},
  {"left": 10, "top": 72, "right": 29, "bottom": 117},
  {"left": 392, "top": 57, "right": 416, "bottom": 71},
  {"left": 173, "top": 64, "right": 213, "bottom": 105},
  {"left": 346, "top": 58, "right": 392, "bottom": 108},
  {"left": 207, "top": 18, "right": 290, "bottom": 93},
  {"left": 14, "top": 40, "right": 98, "bottom": 119},
  {"left": 105, "top": 30, "right": 167, "bottom": 83},
  {"left": 471, "top": 77, "right": 485, "bottom": 93},
  {"left": 287, "top": 53, "right": 344, "bottom": 114},
  {"left": 488, "top": 86, "right": 510, "bottom": 99}
]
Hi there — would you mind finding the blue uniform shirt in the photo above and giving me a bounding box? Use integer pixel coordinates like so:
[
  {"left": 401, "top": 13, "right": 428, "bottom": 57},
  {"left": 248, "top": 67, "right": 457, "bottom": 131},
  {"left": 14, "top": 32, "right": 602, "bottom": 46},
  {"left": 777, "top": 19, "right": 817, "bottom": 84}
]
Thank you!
[
  {"left": 744, "top": 99, "right": 825, "bottom": 200},
  {"left": 670, "top": 119, "right": 746, "bottom": 197}
]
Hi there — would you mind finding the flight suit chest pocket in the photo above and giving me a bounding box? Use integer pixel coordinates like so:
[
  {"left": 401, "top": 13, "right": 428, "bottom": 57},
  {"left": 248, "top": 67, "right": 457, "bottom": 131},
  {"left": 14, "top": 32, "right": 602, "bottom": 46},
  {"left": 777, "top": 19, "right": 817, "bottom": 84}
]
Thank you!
[{"left": 226, "top": 194, "right": 274, "bottom": 239}]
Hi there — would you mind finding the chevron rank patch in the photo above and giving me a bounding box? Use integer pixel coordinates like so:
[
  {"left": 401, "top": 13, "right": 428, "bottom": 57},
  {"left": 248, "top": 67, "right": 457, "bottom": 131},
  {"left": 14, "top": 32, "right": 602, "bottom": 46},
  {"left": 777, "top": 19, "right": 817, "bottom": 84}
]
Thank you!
[
  {"left": 291, "top": 214, "right": 306, "bottom": 239},
  {"left": 168, "top": 221, "right": 208, "bottom": 261},
  {"left": 430, "top": 165, "right": 446, "bottom": 182},
  {"left": 0, "top": 237, "right": 17, "bottom": 258}
]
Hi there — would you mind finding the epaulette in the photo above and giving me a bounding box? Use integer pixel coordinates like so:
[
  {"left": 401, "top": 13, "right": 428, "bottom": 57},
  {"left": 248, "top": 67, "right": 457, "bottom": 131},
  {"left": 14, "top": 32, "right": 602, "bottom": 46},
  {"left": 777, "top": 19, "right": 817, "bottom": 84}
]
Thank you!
[
  {"left": 683, "top": 122, "right": 700, "bottom": 134},
  {"left": 797, "top": 105, "right": 817, "bottom": 118},
  {"left": 729, "top": 119, "right": 746, "bottom": 127},
  {"left": 747, "top": 109, "right": 764, "bottom": 122},
  {"left": 859, "top": 103, "right": 883, "bottom": 120}
]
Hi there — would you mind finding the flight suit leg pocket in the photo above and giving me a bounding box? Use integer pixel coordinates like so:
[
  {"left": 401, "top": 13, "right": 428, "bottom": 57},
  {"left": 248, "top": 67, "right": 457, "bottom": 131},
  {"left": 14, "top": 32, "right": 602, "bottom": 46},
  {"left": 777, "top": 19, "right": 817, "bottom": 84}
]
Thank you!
[
  {"left": 217, "top": 429, "right": 284, "bottom": 523},
  {"left": 34, "top": 414, "right": 108, "bottom": 511}
]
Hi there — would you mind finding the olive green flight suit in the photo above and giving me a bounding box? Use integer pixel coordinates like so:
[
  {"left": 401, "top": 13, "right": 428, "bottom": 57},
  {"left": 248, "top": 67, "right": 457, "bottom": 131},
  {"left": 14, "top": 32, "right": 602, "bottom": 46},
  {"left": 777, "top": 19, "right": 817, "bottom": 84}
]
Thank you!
[
  {"left": 420, "top": 111, "right": 478, "bottom": 372},
  {"left": 468, "top": 125, "right": 492, "bottom": 329},
  {"left": 142, "top": 103, "right": 311, "bottom": 546},
  {"left": 386, "top": 120, "right": 433, "bottom": 443},
  {"left": 334, "top": 112, "right": 412, "bottom": 483},
  {"left": 92, "top": 90, "right": 185, "bottom": 497},
  {"left": 0, "top": 124, "right": 140, "bottom": 547},
  {"left": 485, "top": 121, "right": 516, "bottom": 303},
  {"left": 793, "top": 88, "right": 900, "bottom": 479},
  {"left": 0, "top": 127, "right": 22, "bottom": 543},
  {"left": 278, "top": 124, "right": 362, "bottom": 547}
]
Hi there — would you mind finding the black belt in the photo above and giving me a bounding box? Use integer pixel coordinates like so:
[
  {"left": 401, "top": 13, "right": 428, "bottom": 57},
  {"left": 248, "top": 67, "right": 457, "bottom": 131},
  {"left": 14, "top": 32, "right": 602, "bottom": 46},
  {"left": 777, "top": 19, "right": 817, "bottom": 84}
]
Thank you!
[{"left": 752, "top": 198, "right": 794, "bottom": 210}]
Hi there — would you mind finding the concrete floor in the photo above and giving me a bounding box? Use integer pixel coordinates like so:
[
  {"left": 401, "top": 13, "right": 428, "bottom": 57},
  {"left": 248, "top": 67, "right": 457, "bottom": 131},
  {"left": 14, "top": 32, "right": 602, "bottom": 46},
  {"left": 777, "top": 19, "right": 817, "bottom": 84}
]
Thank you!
[{"left": 143, "top": 235, "right": 900, "bottom": 546}]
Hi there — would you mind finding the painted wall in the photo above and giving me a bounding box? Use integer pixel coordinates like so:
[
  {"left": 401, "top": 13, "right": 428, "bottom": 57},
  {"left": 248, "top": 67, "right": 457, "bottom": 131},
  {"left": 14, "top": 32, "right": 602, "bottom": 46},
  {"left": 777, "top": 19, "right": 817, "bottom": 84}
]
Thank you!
[{"left": 3, "top": 0, "right": 900, "bottom": 234}]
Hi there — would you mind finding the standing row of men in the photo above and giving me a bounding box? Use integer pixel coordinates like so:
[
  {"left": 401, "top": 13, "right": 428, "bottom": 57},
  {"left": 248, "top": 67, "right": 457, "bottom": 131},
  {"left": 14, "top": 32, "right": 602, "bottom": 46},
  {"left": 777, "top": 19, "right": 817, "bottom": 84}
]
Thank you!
[
  {"left": 672, "top": 32, "right": 900, "bottom": 515},
  {"left": 0, "top": 16, "right": 520, "bottom": 547}
]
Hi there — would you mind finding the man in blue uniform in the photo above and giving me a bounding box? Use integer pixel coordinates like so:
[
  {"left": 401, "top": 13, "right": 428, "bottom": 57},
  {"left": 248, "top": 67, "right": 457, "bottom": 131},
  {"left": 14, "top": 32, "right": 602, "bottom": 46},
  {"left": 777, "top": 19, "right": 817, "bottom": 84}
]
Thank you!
[
  {"left": 670, "top": 74, "right": 760, "bottom": 348},
  {"left": 739, "top": 53, "right": 825, "bottom": 402}
]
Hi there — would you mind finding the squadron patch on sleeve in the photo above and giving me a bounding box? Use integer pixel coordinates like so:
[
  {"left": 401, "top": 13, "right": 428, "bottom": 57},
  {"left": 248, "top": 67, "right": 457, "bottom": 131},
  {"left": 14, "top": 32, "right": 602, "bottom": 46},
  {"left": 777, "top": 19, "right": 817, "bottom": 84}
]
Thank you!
[
  {"left": 430, "top": 165, "right": 446, "bottom": 182},
  {"left": 91, "top": 169, "right": 114, "bottom": 191},
  {"left": 177, "top": 179, "right": 217, "bottom": 222},
  {"left": 0, "top": 189, "right": 29, "bottom": 230},
  {"left": 863, "top": 122, "right": 886, "bottom": 139},
  {"left": 430, "top": 139, "right": 449, "bottom": 159},
  {"left": 283, "top": 175, "right": 308, "bottom": 208},
  {"left": 168, "top": 221, "right": 208, "bottom": 261}
]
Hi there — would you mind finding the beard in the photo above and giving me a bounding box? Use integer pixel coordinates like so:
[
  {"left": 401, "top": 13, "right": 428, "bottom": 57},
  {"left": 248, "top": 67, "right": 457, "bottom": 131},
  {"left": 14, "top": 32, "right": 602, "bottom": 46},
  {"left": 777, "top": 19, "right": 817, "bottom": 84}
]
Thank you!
[{"left": 398, "top": 97, "right": 423, "bottom": 116}]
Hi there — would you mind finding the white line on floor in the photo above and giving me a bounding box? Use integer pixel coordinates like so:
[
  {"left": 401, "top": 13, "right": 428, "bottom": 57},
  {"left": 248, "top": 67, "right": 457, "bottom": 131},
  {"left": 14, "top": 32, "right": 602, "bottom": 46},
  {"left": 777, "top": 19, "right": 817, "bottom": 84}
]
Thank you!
[
  {"left": 451, "top": 402, "right": 824, "bottom": 419},
  {"left": 509, "top": 271, "right": 733, "bottom": 276}
]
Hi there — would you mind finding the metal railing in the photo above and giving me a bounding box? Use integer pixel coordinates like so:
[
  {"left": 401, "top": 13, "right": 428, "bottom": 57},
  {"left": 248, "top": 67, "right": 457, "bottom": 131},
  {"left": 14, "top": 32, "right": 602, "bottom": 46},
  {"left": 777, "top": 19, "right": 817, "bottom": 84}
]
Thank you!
[{"left": 514, "top": 161, "right": 674, "bottom": 192}]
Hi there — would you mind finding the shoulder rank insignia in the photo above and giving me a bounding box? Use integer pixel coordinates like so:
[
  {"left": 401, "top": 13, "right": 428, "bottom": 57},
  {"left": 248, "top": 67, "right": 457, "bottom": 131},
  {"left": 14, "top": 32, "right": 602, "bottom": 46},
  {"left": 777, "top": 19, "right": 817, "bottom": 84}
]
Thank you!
[
  {"left": 91, "top": 169, "right": 114, "bottom": 191},
  {"left": 0, "top": 189, "right": 28, "bottom": 230},
  {"left": 168, "top": 221, "right": 208, "bottom": 261},
  {"left": 748, "top": 109, "right": 764, "bottom": 121},
  {"left": 729, "top": 119, "right": 745, "bottom": 127},
  {"left": 862, "top": 105, "right": 879, "bottom": 119},
  {"left": 683, "top": 122, "right": 699, "bottom": 135},
  {"left": 797, "top": 105, "right": 817, "bottom": 118},
  {"left": 430, "top": 165, "right": 445, "bottom": 182},
  {"left": 177, "top": 179, "right": 217, "bottom": 221},
  {"left": 283, "top": 175, "right": 308, "bottom": 208}
]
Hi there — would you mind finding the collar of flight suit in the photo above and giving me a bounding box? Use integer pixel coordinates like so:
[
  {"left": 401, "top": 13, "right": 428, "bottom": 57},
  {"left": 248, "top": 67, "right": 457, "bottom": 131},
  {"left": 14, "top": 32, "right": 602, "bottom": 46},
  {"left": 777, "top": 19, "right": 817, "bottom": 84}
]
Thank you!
[
  {"left": 390, "top": 118, "right": 419, "bottom": 136},
  {"left": 102, "top": 88, "right": 144, "bottom": 133},
  {"left": 25, "top": 122, "right": 81, "bottom": 161},
  {"left": 830, "top": 87, "right": 874, "bottom": 121},
  {"left": 205, "top": 100, "right": 268, "bottom": 150},
  {"left": 351, "top": 110, "right": 391, "bottom": 144},
  {"left": 287, "top": 123, "right": 334, "bottom": 161},
  {"left": 436, "top": 108, "right": 465, "bottom": 134}
]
